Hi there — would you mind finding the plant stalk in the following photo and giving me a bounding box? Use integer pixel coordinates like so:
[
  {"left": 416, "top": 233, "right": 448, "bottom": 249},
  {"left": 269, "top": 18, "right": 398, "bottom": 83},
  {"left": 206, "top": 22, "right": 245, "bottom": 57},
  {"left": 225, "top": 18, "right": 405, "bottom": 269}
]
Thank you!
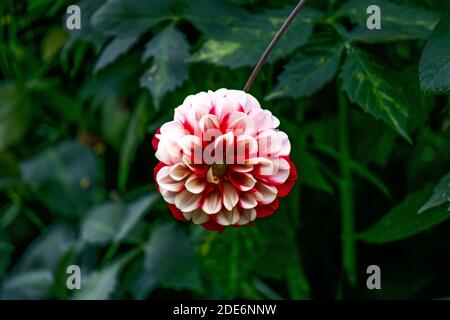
[
  {"left": 243, "top": 0, "right": 308, "bottom": 92},
  {"left": 337, "top": 84, "right": 357, "bottom": 286}
]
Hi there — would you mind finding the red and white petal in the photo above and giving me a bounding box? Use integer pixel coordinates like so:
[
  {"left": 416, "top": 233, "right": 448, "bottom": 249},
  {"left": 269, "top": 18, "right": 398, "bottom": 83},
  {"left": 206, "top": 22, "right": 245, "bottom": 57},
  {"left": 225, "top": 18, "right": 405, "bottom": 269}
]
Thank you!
[
  {"left": 202, "top": 188, "right": 222, "bottom": 214},
  {"left": 254, "top": 181, "right": 278, "bottom": 205},
  {"left": 235, "top": 135, "right": 258, "bottom": 162},
  {"left": 185, "top": 174, "right": 207, "bottom": 194},
  {"left": 169, "top": 163, "right": 190, "bottom": 181},
  {"left": 249, "top": 109, "right": 276, "bottom": 132},
  {"left": 267, "top": 157, "right": 291, "bottom": 185},
  {"left": 160, "top": 187, "right": 177, "bottom": 204},
  {"left": 181, "top": 135, "right": 203, "bottom": 164},
  {"left": 217, "top": 208, "right": 240, "bottom": 226},
  {"left": 228, "top": 171, "right": 256, "bottom": 192},
  {"left": 199, "top": 114, "right": 220, "bottom": 133},
  {"left": 236, "top": 208, "right": 256, "bottom": 225},
  {"left": 159, "top": 120, "right": 187, "bottom": 139},
  {"left": 239, "top": 192, "right": 258, "bottom": 209},
  {"left": 223, "top": 181, "right": 239, "bottom": 211},
  {"left": 183, "top": 210, "right": 210, "bottom": 225},
  {"left": 156, "top": 166, "right": 185, "bottom": 192},
  {"left": 175, "top": 190, "right": 202, "bottom": 212},
  {"left": 257, "top": 130, "right": 282, "bottom": 158},
  {"left": 228, "top": 163, "right": 253, "bottom": 173},
  {"left": 278, "top": 131, "right": 291, "bottom": 156},
  {"left": 155, "top": 137, "right": 182, "bottom": 165},
  {"left": 255, "top": 199, "right": 279, "bottom": 218},
  {"left": 249, "top": 157, "right": 274, "bottom": 176}
]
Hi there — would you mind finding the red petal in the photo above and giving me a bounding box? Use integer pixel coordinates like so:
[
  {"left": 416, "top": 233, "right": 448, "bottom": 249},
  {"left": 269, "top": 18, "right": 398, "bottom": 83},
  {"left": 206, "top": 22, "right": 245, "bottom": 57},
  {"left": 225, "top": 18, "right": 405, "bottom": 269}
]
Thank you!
[
  {"left": 277, "top": 157, "right": 298, "bottom": 198},
  {"left": 152, "top": 129, "right": 161, "bottom": 151},
  {"left": 167, "top": 204, "right": 186, "bottom": 221},
  {"left": 153, "top": 162, "right": 166, "bottom": 192},
  {"left": 202, "top": 220, "right": 225, "bottom": 233},
  {"left": 255, "top": 198, "right": 279, "bottom": 218}
]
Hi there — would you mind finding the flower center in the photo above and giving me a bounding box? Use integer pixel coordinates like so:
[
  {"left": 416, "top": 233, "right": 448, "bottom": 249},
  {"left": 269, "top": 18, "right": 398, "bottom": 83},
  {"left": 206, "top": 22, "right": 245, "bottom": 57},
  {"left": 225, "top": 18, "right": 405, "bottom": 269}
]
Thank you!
[{"left": 211, "top": 163, "right": 227, "bottom": 178}]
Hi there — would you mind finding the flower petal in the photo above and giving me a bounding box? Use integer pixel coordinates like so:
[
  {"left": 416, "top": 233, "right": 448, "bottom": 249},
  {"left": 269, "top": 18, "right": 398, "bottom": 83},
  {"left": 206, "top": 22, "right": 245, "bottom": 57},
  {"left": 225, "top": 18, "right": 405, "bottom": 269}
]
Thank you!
[
  {"left": 169, "top": 163, "right": 190, "bottom": 181},
  {"left": 175, "top": 190, "right": 202, "bottom": 212},
  {"left": 255, "top": 181, "right": 278, "bottom": 205},
  {"left": 239, "top": 192, "right": 258, "bottom": 209},
  {"left": 202, "top": 188, "right": 222, "bottom": 214},
  {"left": 217, "top": 208, "right": 240, "bottom": 226},
  {"left": 223, "top": 181, "right": 239, "bottom": 211},
  {"left": 185, "top": 174, "right": 207, "bottom": 194},
  {"left": 156, "top": 166, "right": 184, "bottom": 192},
  {"left": 236, "top": 208, "right": 256, "bottom": 225}
]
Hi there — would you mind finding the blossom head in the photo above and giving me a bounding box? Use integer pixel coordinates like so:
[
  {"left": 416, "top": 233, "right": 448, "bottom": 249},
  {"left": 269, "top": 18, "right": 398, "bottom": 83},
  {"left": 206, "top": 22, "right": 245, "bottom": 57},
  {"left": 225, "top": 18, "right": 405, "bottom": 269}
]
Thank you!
[{"left": 152, "top": 88, "right": 297, "bottom": 232}]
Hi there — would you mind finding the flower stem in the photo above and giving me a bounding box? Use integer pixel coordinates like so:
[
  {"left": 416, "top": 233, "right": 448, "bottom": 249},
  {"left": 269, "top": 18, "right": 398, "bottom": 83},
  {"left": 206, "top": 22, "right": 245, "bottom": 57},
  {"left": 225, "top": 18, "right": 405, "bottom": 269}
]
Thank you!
[
  {"left": 337, "top": 83, "right": 357, "bottom": 287},
  {"left": 243, "top": 0, "right": 308, "bottom": 92}
]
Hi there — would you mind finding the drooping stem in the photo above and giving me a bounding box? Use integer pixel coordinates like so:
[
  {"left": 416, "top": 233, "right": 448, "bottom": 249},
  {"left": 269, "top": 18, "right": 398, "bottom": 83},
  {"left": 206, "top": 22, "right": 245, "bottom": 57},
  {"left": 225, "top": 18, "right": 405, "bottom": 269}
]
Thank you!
[
  {"left": 243, "top": 0, "right": 308, "bottom": 92},
  {"left": 337, "top": 83, "right": 357, "bottom": 287}
]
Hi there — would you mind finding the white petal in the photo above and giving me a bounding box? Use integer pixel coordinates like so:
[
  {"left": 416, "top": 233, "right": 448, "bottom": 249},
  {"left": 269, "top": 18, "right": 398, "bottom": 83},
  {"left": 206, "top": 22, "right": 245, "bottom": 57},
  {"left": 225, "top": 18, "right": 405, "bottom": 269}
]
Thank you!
[
  {"left": 202, "top": 188, "right": 222, "bottom": 214},
  {"left": 236, "top": 209, "right": 256, "bottom": 225},
  {"left": 191, "top": 210, "right": 210, "bottom": 224},
  {"left": 239, "top": 192, "right": 258, "bottom": 209},
  {"left": 199, "top": 114, "right": 219, "bottom": 132},
  {"left": 268, "top": 158, "right": 290, "bottom": 184},
  {"left": 257, "top": 130, "right": 282, "bottom": 158},
  {"left": 278, "top": 131, "right": 291, "bottom": 156},
  {"left": 235, "top": 135, "right": 258, "bottom": 163},
  {"left": 223, "top": 181, "right": 238, "bottom": 211},
  {"left": 255, "top": 182, "right": 278, "bottom": 205},
  {"left": 160, "top": 188, "right": 177, "bottom": 204},
  {"left": 217, "top": 208, "right": 240, "bottom": 226},
  {"left": 156, "top": 166, "right": 184, "bottom": 192},
  {"left": 185, "top": 174, "right": 206, "bottom": 194},
  {"left": 249, "top": 157, "right": 274, "bottom": 176},
  {"left": 169, "top": 163, "right": 190, "bottom": 181},
  {"left": 175, "top": 190, "right": 202, "bottom": 212}
]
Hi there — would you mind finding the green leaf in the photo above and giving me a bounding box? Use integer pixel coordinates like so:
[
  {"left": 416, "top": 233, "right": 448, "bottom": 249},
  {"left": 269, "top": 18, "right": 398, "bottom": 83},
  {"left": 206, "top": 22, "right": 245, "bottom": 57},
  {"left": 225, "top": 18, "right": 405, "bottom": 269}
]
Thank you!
[
  {"left": 0, "top": 204, "right": 21, "bottom": 230},
  {"left": 337, "top": 0, "right": 441, "bottom": 43},
  {"left": 340, "top": 48, "right": 411, "bottom": 143},
  {"left": 0, "top": 224, "right": 77, "bottom": 299},
  {"left": 0, "top": 85, "right": 31, "bottom": 151},
  {"left": 132, "top": 223, "right": 202, "bottom": 299},
  {"left": 73, "top": 252, "right": 135, "bottom": 300},
  {"left": 0, "top": 235, "right": 13, "bottom": 279},
  {"left": 357, "top": 185, "right": 450, "bottom": 244},
  {"left": 0, "top": 152, "right": 20, "bottom": 189},
  {"left": 81, "top": 193, "right": 157, "bottom": 245},
  {"left": 419, "top": 13, "right": 450, "bottom": 93},
  {"left": 419, "top": 172, "right": 450, "bottom": 213},
  {"left": 267, "top": 43, "right": 343, "bottom": 100},
  {"left": 94, "top": 35, "right": 139, "bottom": 72},
  {"left": 140, "top": 25, "right": 190, "bottom": 108},
  {"left": 191, "top": 7, "right": 322, "bottom": 68},
  {"left": 41, "top": 27, "right": 68, "bottom": 62},
  {"left": 114, "top": 194, "right": 158, "bottom": 242},
  {"left": 21, "top": 140, "right": 99, "bottom": 217},
  {"left": 118, "top": 96, "right": 152, "bottom": 191},
  {"left": 0, "top": 270, "right": 54, "bottom": 300},
  {"left": 63, "top": 0, "right": 108, "bottom": 52},
  {"left": 91, "top": 0, "right": 171, "bottom": 37},
  {"left": 15, "top": 224, "right": 78, "bottom": 273}
]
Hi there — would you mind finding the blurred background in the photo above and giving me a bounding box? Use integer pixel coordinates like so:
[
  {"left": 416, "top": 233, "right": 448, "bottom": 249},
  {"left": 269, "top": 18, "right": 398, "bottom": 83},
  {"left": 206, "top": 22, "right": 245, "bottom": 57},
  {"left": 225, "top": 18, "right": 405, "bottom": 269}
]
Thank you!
[{"left": 0, "top": 0, "right": 449, "bottom": 300}]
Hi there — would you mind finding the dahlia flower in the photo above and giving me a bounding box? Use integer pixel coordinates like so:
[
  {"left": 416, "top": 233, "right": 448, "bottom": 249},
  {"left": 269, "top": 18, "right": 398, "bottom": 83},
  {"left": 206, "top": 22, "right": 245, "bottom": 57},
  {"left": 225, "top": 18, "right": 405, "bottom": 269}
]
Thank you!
[{"left": 152, "top": 88, "right": 297, "bottom": 232}]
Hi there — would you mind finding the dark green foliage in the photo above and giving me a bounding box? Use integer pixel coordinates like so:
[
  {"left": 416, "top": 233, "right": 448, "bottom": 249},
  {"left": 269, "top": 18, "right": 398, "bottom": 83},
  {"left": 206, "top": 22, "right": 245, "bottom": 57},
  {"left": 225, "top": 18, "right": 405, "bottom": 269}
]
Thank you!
[{"left": 0, "top": 0, "right": 449, "bottom": 300}]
